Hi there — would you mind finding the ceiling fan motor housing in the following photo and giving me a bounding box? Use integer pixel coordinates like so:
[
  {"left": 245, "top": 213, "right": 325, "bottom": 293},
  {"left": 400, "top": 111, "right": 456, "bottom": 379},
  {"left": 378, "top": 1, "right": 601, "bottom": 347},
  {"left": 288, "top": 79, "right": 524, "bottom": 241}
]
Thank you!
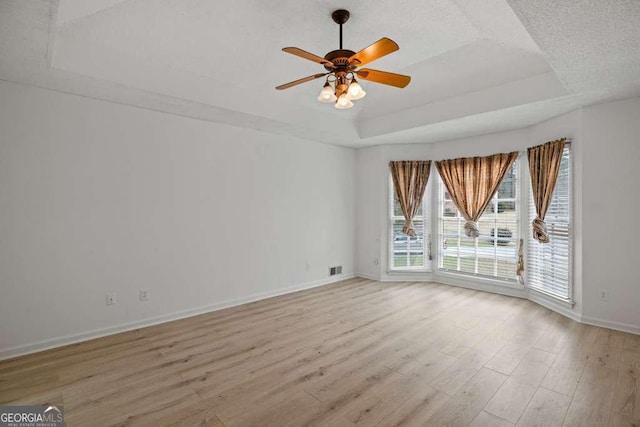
[{"left": 323, "top": 49, "right": 356, "bottom": 71}]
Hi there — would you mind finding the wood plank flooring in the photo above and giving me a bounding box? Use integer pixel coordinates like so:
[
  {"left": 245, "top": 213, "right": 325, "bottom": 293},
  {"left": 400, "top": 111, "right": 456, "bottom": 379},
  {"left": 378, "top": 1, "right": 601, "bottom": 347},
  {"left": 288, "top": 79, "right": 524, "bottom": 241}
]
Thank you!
[{"left": 1, "top": 278, "right": 639, "bottom": 426}]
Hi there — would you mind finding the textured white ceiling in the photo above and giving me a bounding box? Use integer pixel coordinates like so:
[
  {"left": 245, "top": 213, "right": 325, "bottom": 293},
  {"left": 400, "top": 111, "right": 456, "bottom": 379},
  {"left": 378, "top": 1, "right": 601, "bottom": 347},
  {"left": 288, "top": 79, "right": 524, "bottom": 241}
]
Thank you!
[
  {"left": 507, "top": 0, "right": 640, "bottom": 93},
  {"left": 1, "top": 0, "right": 639, "bottom": 147}
]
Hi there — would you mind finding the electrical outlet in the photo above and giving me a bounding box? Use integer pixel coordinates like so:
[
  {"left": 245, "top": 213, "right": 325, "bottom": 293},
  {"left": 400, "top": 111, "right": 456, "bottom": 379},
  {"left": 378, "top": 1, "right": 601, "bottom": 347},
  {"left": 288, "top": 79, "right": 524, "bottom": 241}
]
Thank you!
[
  {"left": 105, "top": 293, "right": 117, "bottom": 306},
  {"left": 599, "top": 289, "right": 608, "bottom": 302},
  {"left": 373, "top": 258, "right": 379, "bottom": 265},
  {"left": 306, "top": 263, "right": 311, "bottom": 271},
  {"left": 139, "top": 290, "right": 150, "bottom": 302}
]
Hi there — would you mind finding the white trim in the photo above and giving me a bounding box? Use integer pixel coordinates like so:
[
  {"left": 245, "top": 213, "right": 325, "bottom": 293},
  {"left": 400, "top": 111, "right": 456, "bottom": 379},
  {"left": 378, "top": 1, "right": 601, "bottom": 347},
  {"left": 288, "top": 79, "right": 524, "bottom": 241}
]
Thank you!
[
  {"left": 369, "top": 271, "right": 639, "bottom": 334},
  {"left": 367, "top": 270, "right": 527, "bottom": 298},
  {"left": 381, "top": 271, "right": 435, "bottom": 282},
  {"left": 527, "top": 286, "right": 574, "bottom": 307},
  {"left": 434, "top": 272, "right": 527, "bottom": 298},
  {"left": 435, "top": 159, "right": 521, "bottom": 281},
  {"left": 0, "top": 274, "right": 355, "bottom": 361},
  {"left": 526, "top": 145, "right": 573, "bottom": 301},
  {"left": 386, "top": 269, "right": 431, "bottom": 274},
  {"left": 355, "top": 272, "right": 380, "bottom": 281},
  {"left": 519, "top": 150, "right": 530, "bottom": 284},
  {"left": 568, "top": 142, "right": 575, "bottom": 302},
  {"left": 388, "top": 171, "right": 432, "bottom": 272},
  {"left": 436, "top": 270, "right": 524, "bottom": 289},
  {"left": 527, "top": 287, "right": 580, "bottom": 322},
  {"left": 580, "top": 315, "right": 640, "bottom": 336}
]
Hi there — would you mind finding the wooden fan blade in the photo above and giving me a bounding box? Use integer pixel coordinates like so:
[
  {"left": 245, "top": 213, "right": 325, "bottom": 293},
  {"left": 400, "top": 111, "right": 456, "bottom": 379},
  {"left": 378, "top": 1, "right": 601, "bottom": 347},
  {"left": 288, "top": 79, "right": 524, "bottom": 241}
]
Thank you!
[
  {"left": 357, "top": 68, "right": 411, "bottom": 88},
  {"left": 275, "top": 73, "right": 327, "bottom": 90},
  {"left": 282, "top": 47, "right": 334, "bottom": 66},
  {"left": 348, "top": 37, "right": 399, "bottom": 67}
]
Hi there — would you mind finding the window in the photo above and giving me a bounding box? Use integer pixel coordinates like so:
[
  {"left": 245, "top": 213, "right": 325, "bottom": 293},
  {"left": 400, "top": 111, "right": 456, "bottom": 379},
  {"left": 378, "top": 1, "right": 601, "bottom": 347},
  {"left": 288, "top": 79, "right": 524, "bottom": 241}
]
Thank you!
[
  {"left": 527, "top": 145, "right": 571, "bottom": 299},
  {"left": 389, "top": 175, "right": 431, "bottom": 270},
  {"left": 439, "top": 159, "right": 519, "bottom": 280}
]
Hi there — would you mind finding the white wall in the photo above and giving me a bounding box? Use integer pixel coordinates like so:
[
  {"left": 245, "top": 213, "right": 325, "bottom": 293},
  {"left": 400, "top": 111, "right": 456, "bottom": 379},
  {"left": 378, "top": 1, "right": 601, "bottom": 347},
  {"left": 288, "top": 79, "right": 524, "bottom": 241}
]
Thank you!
[
  {"left": 2, "top": 78, "right": 639, "bottom": 357},
  {"left": 580, "top": 97, "right": 640, "bottom": 331},
  {"left": 355, "top": 146, "right": 385, "bottom": 279},
  {"left": 0, "top": 81, "right": 356, "bottom": 356}
]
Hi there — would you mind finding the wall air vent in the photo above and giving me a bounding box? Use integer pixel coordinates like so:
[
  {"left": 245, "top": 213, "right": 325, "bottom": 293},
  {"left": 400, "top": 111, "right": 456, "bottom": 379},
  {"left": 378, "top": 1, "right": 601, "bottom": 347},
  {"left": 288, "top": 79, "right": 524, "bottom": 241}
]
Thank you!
[{"left": 329, "top": 265, "right": 343, "bottom": 276}]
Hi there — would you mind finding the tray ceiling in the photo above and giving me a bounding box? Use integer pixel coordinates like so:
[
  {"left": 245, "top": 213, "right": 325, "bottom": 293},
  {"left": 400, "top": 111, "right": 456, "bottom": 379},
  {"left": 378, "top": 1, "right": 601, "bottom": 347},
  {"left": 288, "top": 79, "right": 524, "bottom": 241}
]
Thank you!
[{"left": 1, "top": 0, "right": 639, "bottom": 147}]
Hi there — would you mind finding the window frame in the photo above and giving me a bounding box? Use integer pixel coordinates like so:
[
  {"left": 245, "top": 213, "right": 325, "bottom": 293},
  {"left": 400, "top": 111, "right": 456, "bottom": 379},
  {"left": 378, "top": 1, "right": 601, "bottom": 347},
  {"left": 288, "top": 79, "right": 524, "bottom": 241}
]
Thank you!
[
  {"left": 436, "top": 156, "right": 521, "bottom": 282},
  {"left": 525, "top": 144, "right": 573, "bottom": 302},
  {"left": 387, "top": 173, "right": 432, "bottom": 272},
  {"left": 384, "top": 147, "right": 574, "bottom": 305}
]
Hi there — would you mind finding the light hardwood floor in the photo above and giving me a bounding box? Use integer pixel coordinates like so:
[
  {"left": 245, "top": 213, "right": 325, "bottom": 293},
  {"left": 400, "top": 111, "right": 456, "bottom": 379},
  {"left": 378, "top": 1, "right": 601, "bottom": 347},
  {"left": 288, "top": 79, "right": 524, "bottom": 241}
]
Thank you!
[{"left": 1, "top": 278, "right": 639, "bottom": 426}]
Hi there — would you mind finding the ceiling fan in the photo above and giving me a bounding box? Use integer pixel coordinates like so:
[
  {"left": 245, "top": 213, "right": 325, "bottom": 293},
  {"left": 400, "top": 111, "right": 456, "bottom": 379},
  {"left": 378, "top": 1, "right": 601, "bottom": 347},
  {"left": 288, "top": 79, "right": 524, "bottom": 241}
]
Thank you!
[{"left": 276, "top": 9, "right": 411, "bottom": 110}]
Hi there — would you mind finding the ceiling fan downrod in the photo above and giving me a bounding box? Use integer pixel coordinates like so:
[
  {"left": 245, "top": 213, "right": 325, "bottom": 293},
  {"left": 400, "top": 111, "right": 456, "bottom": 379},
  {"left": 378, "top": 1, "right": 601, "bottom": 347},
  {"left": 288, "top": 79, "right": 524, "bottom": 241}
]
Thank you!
[{"left": 331, "top": 9, "right": 350, "bottom": 50}]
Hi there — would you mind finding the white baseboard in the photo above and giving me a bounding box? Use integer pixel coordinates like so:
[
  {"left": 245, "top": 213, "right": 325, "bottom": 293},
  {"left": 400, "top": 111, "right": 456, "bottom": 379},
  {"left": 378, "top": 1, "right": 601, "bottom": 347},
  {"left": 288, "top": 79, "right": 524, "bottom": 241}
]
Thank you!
[
  {"left": 381, "top": 271, "right": 434, "bottom": 282},
  {"left": 363, "top": 272, "right": 639, "bottom": 336},
  {"left": 358, "top": 271, "right": 527, "bottom": 298},
  {"left": 0, "top": 273, "right": 355, "bottom": 361},
  {"left": 526, "top": 289, "right": 581, "bottom": 322},
  {"left": 434, "top": 273, "right": 527, "bottom": 299},
  {"left": 580, "top": 315, "right": 640, "bottom": 335},
  {"left": 354, "top": 272, "right": 379, "bottom": 281},
  {"left": 4, "top": 272, "right": 636, "bottom": 361}
]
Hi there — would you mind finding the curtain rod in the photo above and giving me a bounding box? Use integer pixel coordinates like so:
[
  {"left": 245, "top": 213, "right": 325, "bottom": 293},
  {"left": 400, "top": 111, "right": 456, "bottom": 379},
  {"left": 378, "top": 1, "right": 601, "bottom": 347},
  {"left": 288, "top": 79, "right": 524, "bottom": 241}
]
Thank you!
[
  {"left": 533, "top": 137, "right": 572, "bottom": 147},
  {"left": 388, "top": 138, "right": 573, "bottom": 166}
]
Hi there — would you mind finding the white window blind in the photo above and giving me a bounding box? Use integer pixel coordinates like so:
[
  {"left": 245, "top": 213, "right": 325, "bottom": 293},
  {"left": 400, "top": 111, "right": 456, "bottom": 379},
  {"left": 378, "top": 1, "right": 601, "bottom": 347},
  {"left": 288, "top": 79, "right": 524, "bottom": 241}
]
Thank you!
[
  {"left": 438, "top": 160, "right": 519, "bottom": 280},
  {"left": 527, "top": 145, "right": 572, "bottom": 300},
  {"left": 389, "top": 174, "right": 431, "bottom": 271}
]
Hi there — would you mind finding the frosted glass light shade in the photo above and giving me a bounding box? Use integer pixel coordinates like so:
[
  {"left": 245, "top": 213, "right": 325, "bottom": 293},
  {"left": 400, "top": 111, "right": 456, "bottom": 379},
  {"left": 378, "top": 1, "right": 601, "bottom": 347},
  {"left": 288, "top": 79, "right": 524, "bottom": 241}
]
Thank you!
[
  {"left": 347, "top": 80, "right": 366, "bottom": 100},
  {"left": 335, "top": 94, "right": 354, "bottom": 109},
  {"left": 317, "top": 84, "right": 337, "bottom": 103}
]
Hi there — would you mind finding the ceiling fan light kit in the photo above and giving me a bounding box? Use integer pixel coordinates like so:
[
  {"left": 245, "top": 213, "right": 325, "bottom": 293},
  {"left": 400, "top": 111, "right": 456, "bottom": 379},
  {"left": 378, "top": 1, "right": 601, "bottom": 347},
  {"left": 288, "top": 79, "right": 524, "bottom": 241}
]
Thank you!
[
  {"left": 335, "top": 93, "right": 355, "bottom": 109},
  {"left": 317, "top": 82, "right": 338, "bottom": 103},
  {"left": 276, "top": 9, "right": 411, "bottom": 110},
  {"left": 347, "top": 78, "right": 366, "bottom": 100}
]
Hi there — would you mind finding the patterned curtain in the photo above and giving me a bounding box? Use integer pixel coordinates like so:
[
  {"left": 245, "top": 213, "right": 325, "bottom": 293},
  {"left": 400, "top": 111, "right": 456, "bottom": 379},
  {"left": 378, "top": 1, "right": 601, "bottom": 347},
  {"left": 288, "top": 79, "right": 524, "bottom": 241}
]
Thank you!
[
  {"left": 528, "top": 138, "right": 566, "bottom": 243},
  {"left": 389, "top": 161, "right": 431, "bottom": 236},
  {"left": 436, "top": 152, "right": 518, "bottom": 238}
]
